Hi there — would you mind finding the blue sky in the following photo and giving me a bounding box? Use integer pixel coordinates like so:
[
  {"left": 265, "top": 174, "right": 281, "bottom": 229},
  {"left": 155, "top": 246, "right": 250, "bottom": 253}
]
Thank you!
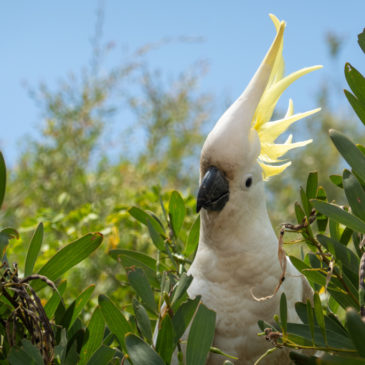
[{"left": 1, "top": 1, "right": 365, "bottom": 165}]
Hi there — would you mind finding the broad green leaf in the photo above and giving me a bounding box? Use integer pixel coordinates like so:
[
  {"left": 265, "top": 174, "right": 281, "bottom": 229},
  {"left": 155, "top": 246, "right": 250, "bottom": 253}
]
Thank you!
[
  {"left": 172, "top": 296, "right": 201, "bottom": 342},
  {"left": 327, "top": 287, "right": 359, "bottom": 311},
  {"left": 33, "top": 233, "right": 103, "bottom": 291},
  {"left": 330, "top": 129, "right": 365, "bottom": 182},
  {"left": 289, "top": 352, "right": 317, "bottom": 365},
  {"left": 129, "top": 207, "right": 164, "bottom": 234},
  {"left": 156, "top": 315, "right": 175, "bottom": 363},
  {"left": 128, "top": 267, "right": 156, "bottom": 313},
  {"left": 184, "top": 215, "right": 200, "bottom": 257},
  {"left": 306, "top": 172, "right": 318, "bottom": 200},
  {"left": 169, "top": 191, "right": 186, "bottom": 237},
  {"left": 313, "top": 292, "right": 327, "bottom": 345},
  {"left": 280, "top": 293, "right": 287, "bottom": 335},
  {"left": 44, "top": 280, "right": 67, "bottom": 319},
  {"left": 289, "top": 256, "right": 326, "bottom": 287},
  {"left": 358, "top": 28, "right": 365, "bottom": 54},
  {"left": 86, "top": 345, "right": 115, "bottom": 365},
  {"left": 294, "top": 202, "right": 305, "bottom": 224},
  {"left": 344, "top": 89, "right": 365, "bottom": 126},
  {"left": 346, "top": 308, "right": 365, "bottom": 357},
  {"left": 98, "top": 295, "right": 131, "bottom": 351},
  {"left": 300, "top": 187, "right": 311, "bottom": 217},
  {"left": 109, "top": 249, "right": 169, "bottom": 288},
  {"left": 343, "top": 169, "right": 365, "bottom": 221},
  {"left": 316, "top": 186, "right": 328, "bottom": 232},
  {"left": 133, "top": 299, "right": 152, "bottom": 344},
  {"left": 340, "top": 227, "right": 353, "bottom": 246},
  {"left": 311, "top": 199, "right": 365, "bottom": 233},
  {"left": 306, "top": 300, "right": 315, "bottom": 345},
  {"left": 186, "top": 303, "right": 216, "bottom": 365},
  {"left": 24, "top": 223, "right": 44, "bottom": 277},
  {"left": 7, "top": 339, "right": 43, "bottom": 365},
  {"left": 287, "top": 322, "right": 353, "bottom": 350},
  {"left": 329, "top": 219, "right": 341, "bottom": 242},
  {"left": 330, "top": 174, "right": 343, "bottom": 188},
  {"left": 317, "top": 235, "right": 359, "bottom": 276},
  {"left": 345, "top": 63, "right": 365, "bottom": 103},
  {"left": 171, "top": 272, "right": 193, "bottom": 305},
  {"left": 61, "top": 285, "right": 95, "bottom": 330},
  {"left": 295, "top": 302, "right": 348, "bottom": 337},
  {"left": 79, "top": 306, "right": 105, "bottom": 365},
  {"left": 0, "top": 152, "right": 6, "bottom": 209},
  {"left": 147, "top": 219, "right": 165, "bottom": 251},
  {"left": 125, "top": 333, "right": 165, "bottom": 365}
]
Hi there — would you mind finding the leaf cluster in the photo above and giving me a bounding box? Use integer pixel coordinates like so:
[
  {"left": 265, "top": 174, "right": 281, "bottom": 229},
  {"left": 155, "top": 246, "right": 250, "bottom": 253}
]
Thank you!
[{"left": 257, "top": 29, "right": 365, "bottom": 365}]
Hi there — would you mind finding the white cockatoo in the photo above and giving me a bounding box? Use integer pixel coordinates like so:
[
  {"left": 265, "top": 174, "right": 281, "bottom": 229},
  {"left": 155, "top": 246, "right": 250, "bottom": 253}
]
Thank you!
[{"left": 187, "top": 15, "right": 322, "bottom": 364}]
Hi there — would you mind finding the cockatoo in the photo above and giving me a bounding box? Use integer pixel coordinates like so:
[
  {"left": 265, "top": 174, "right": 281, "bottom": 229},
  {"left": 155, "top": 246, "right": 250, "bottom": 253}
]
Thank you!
[{"left": 187, "top": 15, "right": 322, "bottom": 364}]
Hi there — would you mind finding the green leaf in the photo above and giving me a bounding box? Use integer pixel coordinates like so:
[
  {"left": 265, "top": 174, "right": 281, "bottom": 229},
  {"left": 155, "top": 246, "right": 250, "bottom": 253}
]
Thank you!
[
  {"left": 289, "top": 256, "right": 326, "bottom": 287},
  {"left": 171, "top": 272, "right": 193, "bottom": 305},
  {"left": 61, "top": 285, "right": 95, "bottom": 330},
  {"left": 133, "top": 299, "right": 152, "bottom": 344},
  {"left": 79, "top": 307, "right": 106, "bottom": 365},
  {"left": 184, "top": 215, "right": 200, "bottom": 257},
  {"left": 24, "top": 223, "right": 44, "bottom": 277},
  {"left": 317, "top": 234, "right": 359, "bottom": 276},
  {"left": 306, "top": 172, "right": 318, "bottom": 200},
  {"left": 346, "top": 308, "right": 365, "bottom": 357},
  {"left": 127, "top": 267, "right": 156, "bottom": 313},
  {"left": 156, "top": 315, "right": 175, "bottom": 364},
  {"left": 300, "top": 187, "right": 311, "bottom": 217},
  {"left": 358, "top": 28, "right": 365, "bottom": 54},
  {"left": 294, "top": 202, "right": 305, "bottom": 224},
  {"left": 7, "top": 339, "right": 43, "bottom": 365},
  {"left": 125, "top": 333, "right": 165, "bottom": 365},
  {"left": 289, "top": 352, "right": 317, "bottom": 365},
  {"left": 33, "top": 233, "right": 103, "bottom": 291},
  {"left": 329, "top": 219, "right": 341, "bottom": 242},
  {"left": 343, "top": 169, "right": 365, "bottom": 221},
  {"left": 98, "top": 295, "right": 131, "bottom": 351},
  {"left": 109, "top": 249, "right": 169, "bottom": 288},
  {"left": 0, "top": 152, "right": 6, "bottom": 209},
  {"left": 345, "top": 63, "right": 365, "bottom": 103},
  {"left": 44, "top": 280, "right": 67, "bottom": 319},
  {"left": 344, "top": 89, "right": 365, "bottom": 126},
  {"left": 280, "top": 293, "right": 287, "bottom": 335},
  {"left": 172, "top": 296, "right": 201, "bottom": 343},
  {"left": 129, "top": 207, "right": 164, "bottom": 234},
  {"left": 85, "top": 345, "right": 115, "bottom": 365},
  {"left": 186, "top": 303, "right": 216, "bottom": 365},
  {"left": 316, "top": 186, "right": 328, "bottom": 232},
  {"left": 330, "top": 129, "right": 365, "bottom": 182},
  {"left": 313, "top": 292, "right": 327, "bottom": 345},
  {"left": 311, "top": 199, "right": 365, "bottom": 233},
  {"left": 330, "top": 174, "right": 343, "bottom": 189},
  {"left": 147, "top": 219, "right": 165, "bottom": 251},
  {"left": 306, "top": 300, "right": 315, "bottom": 345},
  {"left": 169, "top": 191, "right": 186, "bottom": 237}
]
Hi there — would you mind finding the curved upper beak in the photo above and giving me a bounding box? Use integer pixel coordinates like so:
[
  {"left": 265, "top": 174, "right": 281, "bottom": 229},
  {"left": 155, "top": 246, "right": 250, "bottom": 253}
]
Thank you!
[{"left": 196, "top": 166, "right": 229, "bottom": 213}]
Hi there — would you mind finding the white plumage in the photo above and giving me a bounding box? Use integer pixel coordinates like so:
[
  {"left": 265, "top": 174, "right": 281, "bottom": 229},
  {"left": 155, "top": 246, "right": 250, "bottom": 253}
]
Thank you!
[{"left": 187, "top": 15, "right": 320, "bottom": 364}]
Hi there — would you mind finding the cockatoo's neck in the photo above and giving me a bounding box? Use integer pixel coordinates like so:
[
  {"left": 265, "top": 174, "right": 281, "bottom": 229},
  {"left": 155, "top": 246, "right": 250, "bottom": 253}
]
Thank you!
[{"left": 199, "top": 180, "right": 277, "bottom": 255}]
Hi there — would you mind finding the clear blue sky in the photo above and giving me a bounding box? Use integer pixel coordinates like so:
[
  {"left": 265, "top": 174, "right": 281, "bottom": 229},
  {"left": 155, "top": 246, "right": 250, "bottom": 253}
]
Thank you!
[{"left": 1, "top": 1, "right": 365, "bottom": 165}]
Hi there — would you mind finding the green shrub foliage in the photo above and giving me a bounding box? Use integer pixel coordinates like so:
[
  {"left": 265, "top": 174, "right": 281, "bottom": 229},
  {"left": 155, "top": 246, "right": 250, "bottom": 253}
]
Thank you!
[{"left": 257, "top": 29, "right": 365, "bottom": 365}]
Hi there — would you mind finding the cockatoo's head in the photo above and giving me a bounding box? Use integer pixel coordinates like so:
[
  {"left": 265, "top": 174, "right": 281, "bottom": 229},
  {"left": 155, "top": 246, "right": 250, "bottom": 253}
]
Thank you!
[{"left": 197, "top": 15, "right": 322, "bottom": 215}]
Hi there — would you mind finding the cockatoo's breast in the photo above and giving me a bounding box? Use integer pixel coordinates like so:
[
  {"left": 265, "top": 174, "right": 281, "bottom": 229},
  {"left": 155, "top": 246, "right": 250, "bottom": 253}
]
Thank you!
[{"left": 188, "top": 242, "right": 305, "bottom": 364}]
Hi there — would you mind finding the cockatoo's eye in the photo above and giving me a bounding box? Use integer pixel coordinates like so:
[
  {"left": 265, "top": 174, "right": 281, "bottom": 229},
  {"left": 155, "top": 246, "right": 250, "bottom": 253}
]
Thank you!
[{"left": 241, "top": 174, "right": 253, "bottom": 190}]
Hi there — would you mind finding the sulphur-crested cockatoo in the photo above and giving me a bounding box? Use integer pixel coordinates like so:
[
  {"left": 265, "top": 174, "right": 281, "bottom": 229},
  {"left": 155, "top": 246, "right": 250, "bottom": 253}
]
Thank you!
[{"left": 187, "top": 15, "right": 321, "bottom": 364}]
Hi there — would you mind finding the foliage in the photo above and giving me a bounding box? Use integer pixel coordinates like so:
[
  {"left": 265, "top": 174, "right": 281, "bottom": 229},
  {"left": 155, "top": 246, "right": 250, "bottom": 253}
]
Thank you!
[
  {"left": 1, "top": 148, "right": 236, "bottom": 364},
  {"left": 257, "top": 28, "right": 365, "bottom": 365}
]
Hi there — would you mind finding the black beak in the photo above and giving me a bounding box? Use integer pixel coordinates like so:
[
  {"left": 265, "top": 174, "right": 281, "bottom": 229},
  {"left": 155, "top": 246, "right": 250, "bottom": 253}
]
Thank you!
[{"left": 196, "top": 166, "right": 229, "bottom": 213}]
